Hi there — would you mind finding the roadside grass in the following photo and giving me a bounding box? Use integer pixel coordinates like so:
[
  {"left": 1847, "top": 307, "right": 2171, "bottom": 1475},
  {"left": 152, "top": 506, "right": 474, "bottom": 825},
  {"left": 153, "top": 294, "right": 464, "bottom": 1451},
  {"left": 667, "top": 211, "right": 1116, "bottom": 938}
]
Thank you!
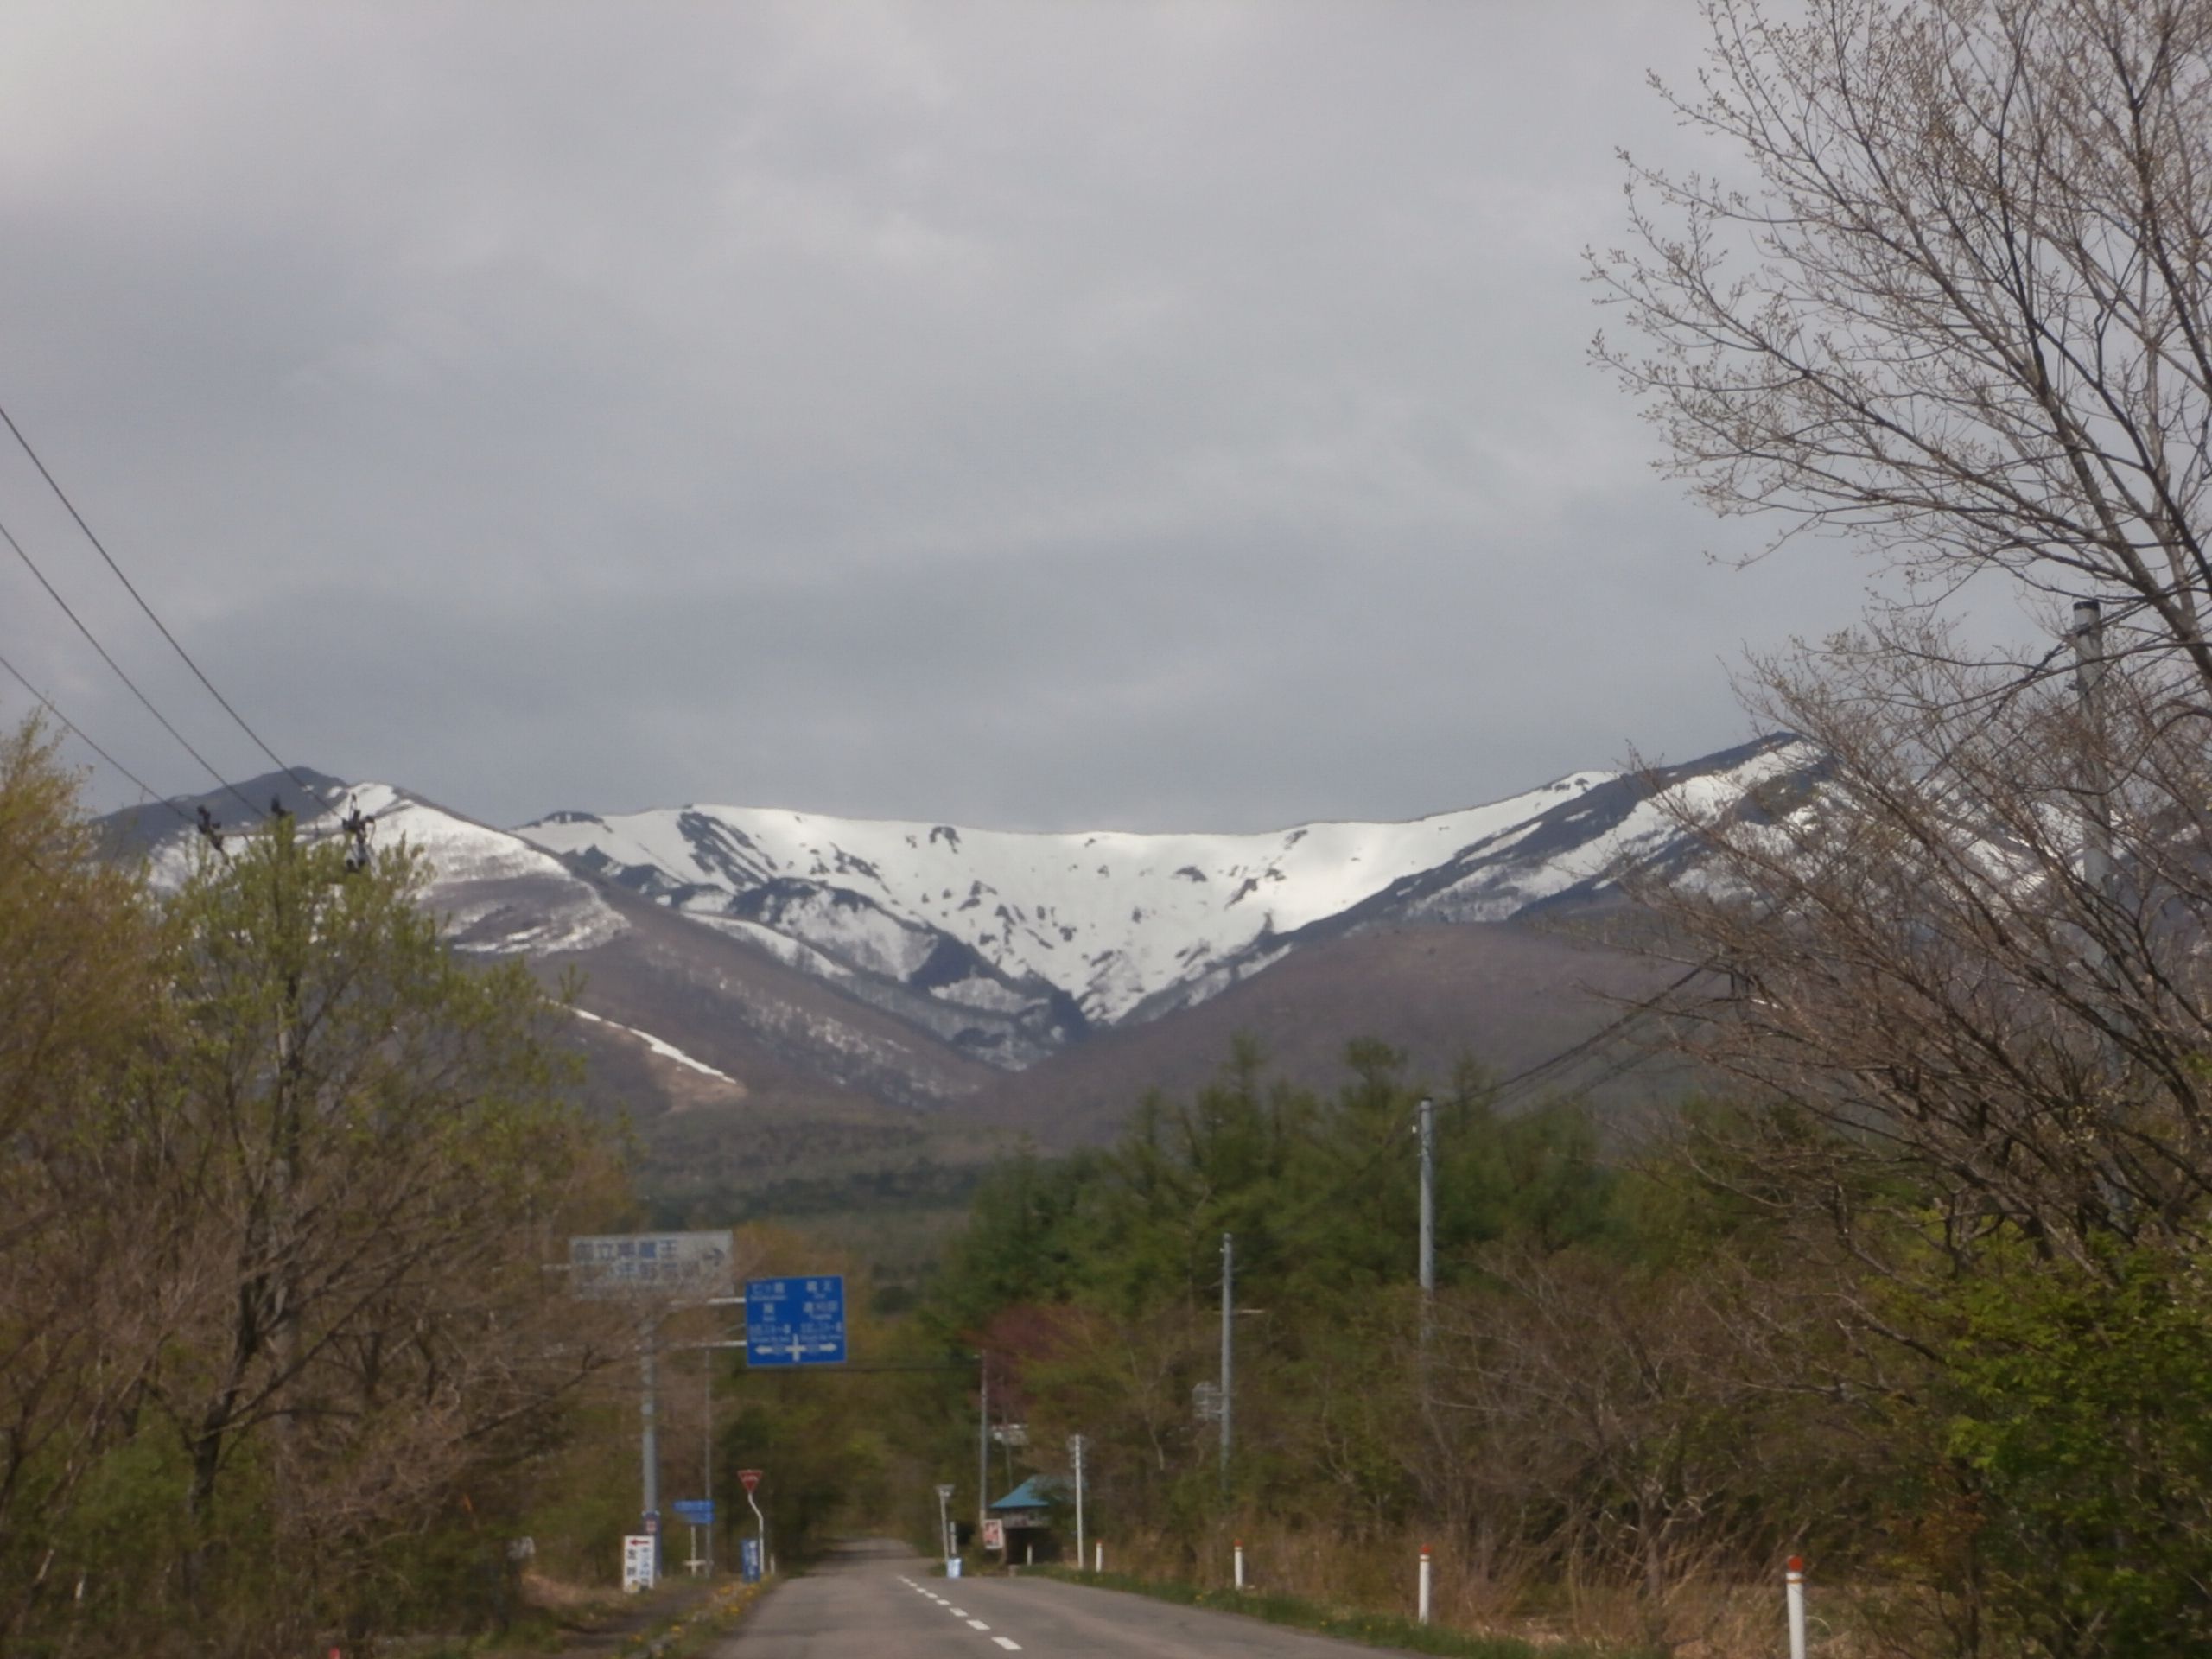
[
  {"left": 605, "top": 1576, "right": 777, "bottom": 1659},
  {"left": 1031, "top": 1567, "right": 1658, "bottom": 1659},
  {"left": 405, "top": 1573, "right": 775, "bottom": 1659}
]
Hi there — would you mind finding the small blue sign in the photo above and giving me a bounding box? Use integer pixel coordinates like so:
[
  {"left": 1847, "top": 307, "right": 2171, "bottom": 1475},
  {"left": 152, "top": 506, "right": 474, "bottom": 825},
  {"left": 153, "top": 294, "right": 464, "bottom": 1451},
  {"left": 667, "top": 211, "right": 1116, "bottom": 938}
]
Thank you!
[
  {"left": 746, "top": 1275, "right": 848, "bottom": 1367},
  {"left": 741, "top": 1537, "right": 763, "bottom": 1583},
  {"left": 672, "top": 1499, "right": 715, "bottom": 1526}
]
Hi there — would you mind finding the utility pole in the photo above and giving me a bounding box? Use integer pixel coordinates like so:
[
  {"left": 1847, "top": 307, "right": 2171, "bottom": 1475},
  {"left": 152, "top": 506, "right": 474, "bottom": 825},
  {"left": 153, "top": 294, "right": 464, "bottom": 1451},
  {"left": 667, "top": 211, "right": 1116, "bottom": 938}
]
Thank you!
[
  {"left": 2074, "top": 600, "right": 2115, "bottom": 905},
  {"left": 978, "top": 1351, "right": 990, "bottom": 1535},
  {"left": 2074, "top": 598, "right": 2132, "bottom": 1224},
  {"left": 640, "top": 1313, "right": 660, "bottom": 1579},
  {"left": 1070, "top": 1433, "right": 1087, "bottom": 1569},
  {"left": 1416, "top": 1096, "right": 1436, "bottom": 1342},
  {"left": 1219, "top": 1231, "right": 1234, "bottom": 1495}
]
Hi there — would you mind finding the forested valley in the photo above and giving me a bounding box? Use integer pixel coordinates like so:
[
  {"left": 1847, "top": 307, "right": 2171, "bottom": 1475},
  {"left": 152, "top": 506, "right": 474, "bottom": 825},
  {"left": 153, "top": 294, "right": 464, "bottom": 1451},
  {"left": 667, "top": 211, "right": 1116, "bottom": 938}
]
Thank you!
[{"left": 888, "top": 1031, "right": 2212, "bottom": 1658}]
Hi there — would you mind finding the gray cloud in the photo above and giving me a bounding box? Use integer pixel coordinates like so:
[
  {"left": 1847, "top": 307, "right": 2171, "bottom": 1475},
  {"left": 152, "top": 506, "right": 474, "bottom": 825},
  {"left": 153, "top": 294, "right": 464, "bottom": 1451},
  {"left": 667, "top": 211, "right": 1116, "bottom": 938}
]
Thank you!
[{"left": 3, "top": 1, "right": 1885, "bottom": 832}]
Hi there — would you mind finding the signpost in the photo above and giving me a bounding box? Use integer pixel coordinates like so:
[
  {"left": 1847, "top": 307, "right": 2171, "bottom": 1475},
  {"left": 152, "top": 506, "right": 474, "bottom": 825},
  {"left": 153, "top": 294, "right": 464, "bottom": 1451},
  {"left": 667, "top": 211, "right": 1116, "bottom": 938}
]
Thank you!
[
  {"left": 738, "top": 1468, "right": 766, "bottom": 1582},
  {"left": 744, "top": 1276, "right": 847, "bottom": 1366},
  {"left": 672, "top": 1499, "right": 714, "bottom": 1577},
  {"left": 568, "top": 1232, "right": 734, "bottom": 1300},
  {"left": 935, "top": 1482, "right": 957, "bottom": 1568},
  {"left": 568, "top": 1231, "right": 734, "bottom": 1583},
  {"left": 622, "top": 1535, "right": 656, "bottom": 1593}
]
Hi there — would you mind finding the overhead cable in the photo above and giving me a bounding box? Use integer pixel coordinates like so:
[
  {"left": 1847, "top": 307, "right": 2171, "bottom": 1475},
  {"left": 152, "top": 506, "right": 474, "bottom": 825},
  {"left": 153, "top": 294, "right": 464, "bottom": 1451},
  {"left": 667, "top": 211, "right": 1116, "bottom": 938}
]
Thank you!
[
  {"left": 0, "top": 399, "right": 319, "bottom": 799},
  {"left": 0, "top": 645, "right": 197, "bottom": 829},
  {"left": 1268, "top": 961, "right": 1708, "bottom": 1240},
  {"left": 0, "top": 512, "right": 264, "bottom": 821}
]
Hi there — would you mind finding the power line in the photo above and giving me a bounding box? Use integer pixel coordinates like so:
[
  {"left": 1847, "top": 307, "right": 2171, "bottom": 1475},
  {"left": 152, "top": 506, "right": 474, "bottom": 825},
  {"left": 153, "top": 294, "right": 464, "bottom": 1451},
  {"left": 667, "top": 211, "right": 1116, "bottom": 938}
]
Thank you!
[
  {"left": 0, "top": 645, "right": 196, "bottom": 830},
  {"left": 1268, "top": 962, "right": 1708, "bottom": 1241},
  {"left": 1482, "top": 962, "right": 1704, "bottom": 1113},
  {"left": 0, "top": 511, "right": 264, "bottom": 822},
  {"left": 0, "top": 399, "right": 319, "bottom": 800}
]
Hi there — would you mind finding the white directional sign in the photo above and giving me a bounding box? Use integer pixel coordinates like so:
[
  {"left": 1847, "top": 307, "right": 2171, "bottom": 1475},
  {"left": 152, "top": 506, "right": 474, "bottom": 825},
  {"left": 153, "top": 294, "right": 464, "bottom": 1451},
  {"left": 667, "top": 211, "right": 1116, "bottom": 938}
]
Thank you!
[
  {"left": 622, "top": 1534, "right": 656, "bottom": 1592},
  {"left": 569, "top": 1231, "right": 734, "bottom": 1300}
]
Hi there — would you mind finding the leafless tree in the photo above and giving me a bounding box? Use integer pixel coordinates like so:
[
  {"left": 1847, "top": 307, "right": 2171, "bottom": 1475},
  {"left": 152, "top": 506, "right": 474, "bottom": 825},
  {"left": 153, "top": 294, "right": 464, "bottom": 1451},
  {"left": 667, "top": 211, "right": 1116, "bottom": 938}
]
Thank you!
[
  {"left": 1595, "top": 0, "right": 2212, "bottom": 692},
  {"left": 1593, "top": 0, "right": 2212, "bottom": 1259}
]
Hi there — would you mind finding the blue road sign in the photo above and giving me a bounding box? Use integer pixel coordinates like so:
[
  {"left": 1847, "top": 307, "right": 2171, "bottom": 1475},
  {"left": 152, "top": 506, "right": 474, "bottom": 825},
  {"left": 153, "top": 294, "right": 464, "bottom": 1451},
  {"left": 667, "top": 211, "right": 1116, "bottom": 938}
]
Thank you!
[
  {"left": 672, "top": 1499, "right": 715, "bottom": 1526},
  {"left": 745, "top": 1274, "right": 847, "bottom": 1367},
  {"left": 741, "top": 1537, "right": 763, "bottom": 1583}
]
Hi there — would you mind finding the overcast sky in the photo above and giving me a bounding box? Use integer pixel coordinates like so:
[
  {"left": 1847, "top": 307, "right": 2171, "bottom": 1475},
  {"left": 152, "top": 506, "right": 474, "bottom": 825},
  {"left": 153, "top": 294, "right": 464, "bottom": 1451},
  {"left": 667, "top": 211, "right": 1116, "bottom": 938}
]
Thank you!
[{"left": 0, "top": 1, "right": 1891, "bottom": 834}]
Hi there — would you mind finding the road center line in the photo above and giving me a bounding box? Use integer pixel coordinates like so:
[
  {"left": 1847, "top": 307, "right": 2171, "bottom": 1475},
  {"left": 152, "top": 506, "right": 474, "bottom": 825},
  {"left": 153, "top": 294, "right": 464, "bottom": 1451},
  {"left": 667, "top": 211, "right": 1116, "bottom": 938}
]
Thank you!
[
  {"left": 992, "top": 1640, "right": 1022, "bottom": 1652},
  {"left": 967, "top": 1618, "right": 990, "bottom": 1630}
]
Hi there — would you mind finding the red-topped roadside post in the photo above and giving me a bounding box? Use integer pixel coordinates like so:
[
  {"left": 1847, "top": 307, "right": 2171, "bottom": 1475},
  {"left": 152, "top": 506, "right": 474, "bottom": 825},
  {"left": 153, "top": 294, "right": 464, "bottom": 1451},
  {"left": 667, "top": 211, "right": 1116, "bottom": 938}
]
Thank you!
[
  {"left": 1418, "top": 1544, "right": 1433, "bottom": 1625},
  {"left": 1786, "top": 1556, "right": 1807, "bottom": 1659}
]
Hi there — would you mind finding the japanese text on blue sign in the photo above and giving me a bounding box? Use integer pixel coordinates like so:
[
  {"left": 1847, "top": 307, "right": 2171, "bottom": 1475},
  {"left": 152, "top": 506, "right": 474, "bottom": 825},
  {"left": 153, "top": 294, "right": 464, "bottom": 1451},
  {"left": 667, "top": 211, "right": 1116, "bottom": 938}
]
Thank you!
[{"left": 745, "top": 1274, "right": 847, "bottom": 1366}]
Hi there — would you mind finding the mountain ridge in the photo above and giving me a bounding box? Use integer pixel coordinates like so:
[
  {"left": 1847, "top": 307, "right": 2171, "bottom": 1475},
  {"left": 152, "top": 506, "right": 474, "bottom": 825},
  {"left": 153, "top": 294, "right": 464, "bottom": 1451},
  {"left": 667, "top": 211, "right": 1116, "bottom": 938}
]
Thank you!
[{"left": 93, "top": 733, "right": 1811, "bottom": 1187}]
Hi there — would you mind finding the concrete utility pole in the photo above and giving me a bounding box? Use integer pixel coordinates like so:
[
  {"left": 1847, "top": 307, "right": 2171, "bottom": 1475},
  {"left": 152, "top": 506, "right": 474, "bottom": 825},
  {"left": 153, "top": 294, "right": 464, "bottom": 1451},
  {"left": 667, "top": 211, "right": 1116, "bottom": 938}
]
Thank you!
[
  {"left": 1416, "top": 1096, "right": 1436, "bottom": 1328},
  {"left": 2074, "top": 599, "right": 2115, "bottom": 904},
  {"left": 701, "top": 1352, "right": 714, "bottom": 1578},
  {"left": 1069, "top": 1434, "right": 1087, "bottom": 1568},
  {"left": 2073, "top": 598, "right": 2133, "bottom": 1224},
  {"left": 1219, "top": 1232, "right": 1234, "bottom": 1493},
  {"left": 978, "top": 1352, "right": 991, "bottom": 1532}
]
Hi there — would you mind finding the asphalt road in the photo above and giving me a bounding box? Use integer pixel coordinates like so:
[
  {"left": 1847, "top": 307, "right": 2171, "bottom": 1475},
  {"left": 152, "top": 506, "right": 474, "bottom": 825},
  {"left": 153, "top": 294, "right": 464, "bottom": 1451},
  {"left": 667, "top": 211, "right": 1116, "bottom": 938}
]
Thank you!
[{"left": 711, "top": 1541, "right": 1428, "bottom": 1658}]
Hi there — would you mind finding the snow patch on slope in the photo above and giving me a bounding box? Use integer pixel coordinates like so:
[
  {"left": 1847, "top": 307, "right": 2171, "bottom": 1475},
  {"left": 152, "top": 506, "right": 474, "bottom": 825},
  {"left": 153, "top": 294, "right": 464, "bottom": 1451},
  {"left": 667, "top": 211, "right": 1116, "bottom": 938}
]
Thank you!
[
  {"left": 520, "top": 773, "right": 1619, "bottom": 1023},
  {"left": 572, "top": 1007, "right": 740, "bottom": 1086}
]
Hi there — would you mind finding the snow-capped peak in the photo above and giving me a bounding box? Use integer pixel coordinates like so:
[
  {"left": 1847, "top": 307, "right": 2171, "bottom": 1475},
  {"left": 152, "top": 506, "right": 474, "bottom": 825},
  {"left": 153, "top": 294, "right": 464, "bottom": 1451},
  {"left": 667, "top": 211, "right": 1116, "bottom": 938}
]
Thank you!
[{"left": 517, "top": 769, "right": 1637, "bottom": 1028}]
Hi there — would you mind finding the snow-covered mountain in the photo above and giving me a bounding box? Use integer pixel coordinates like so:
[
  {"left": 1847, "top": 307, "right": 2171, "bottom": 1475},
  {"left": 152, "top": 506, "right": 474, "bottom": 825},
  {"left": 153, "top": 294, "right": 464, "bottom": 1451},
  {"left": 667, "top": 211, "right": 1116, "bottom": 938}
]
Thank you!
[
  {"left": 141, "top": 780, "right": 631, "bottom": 958},
  {"left": 105, "top": 734, "right": 1814, "bottom": 1107},
  {"left": 512, "top": 734, "right": 1810, "bottom": 1064}
]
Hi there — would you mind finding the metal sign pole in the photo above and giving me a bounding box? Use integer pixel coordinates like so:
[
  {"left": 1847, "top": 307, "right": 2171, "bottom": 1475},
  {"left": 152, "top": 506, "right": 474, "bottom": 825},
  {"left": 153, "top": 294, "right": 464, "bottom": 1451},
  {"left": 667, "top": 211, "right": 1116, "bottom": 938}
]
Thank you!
[
  {"left": 640, "top": 1311, "right": 660, "bottom": 1580},
  {"left": 702, "top": 1350, "right": 714, "bottom": 1579}
]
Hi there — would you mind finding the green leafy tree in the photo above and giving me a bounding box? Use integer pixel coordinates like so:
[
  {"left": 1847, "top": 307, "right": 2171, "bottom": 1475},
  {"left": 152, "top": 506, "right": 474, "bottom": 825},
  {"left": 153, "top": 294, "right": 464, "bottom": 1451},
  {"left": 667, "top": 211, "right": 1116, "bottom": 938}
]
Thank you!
[
  {"left": 0, "top": 724, "right": 169, "bottom": 1646},
  {"left": 21, "top": 811, "right": 631, "bottom": 1654}
]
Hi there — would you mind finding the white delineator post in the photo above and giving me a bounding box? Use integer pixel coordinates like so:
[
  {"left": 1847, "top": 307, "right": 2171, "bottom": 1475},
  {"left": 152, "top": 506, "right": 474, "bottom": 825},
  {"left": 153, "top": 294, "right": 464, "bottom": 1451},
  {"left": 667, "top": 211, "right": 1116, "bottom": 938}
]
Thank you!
[
  {"left": 1786, "top": 1555, "right": 1808, "bottom": 1659},
  {"left": 1233, "top": 1539, "right": 1245, "bottom": 1590},
  {"left": 1418, "top": 1545, "right": 1433, "bottom": 1625},
  {"left": 1095, "top": 1541, "right": 1103, "bottom": 1573}
]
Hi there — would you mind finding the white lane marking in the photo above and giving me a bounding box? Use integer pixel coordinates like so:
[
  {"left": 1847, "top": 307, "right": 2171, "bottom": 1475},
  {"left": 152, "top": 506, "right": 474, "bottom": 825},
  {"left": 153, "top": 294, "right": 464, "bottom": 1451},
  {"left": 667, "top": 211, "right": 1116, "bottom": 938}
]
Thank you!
[
  {"left": 949, "top": 1607, "right": 967, "bottom": 1617},
  {"left": 967, "top": 1618, "right": 991, "bottom": 1630},
  {"left": 993, "top": 1640, "right": 1022, "bottom": 1651}
]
